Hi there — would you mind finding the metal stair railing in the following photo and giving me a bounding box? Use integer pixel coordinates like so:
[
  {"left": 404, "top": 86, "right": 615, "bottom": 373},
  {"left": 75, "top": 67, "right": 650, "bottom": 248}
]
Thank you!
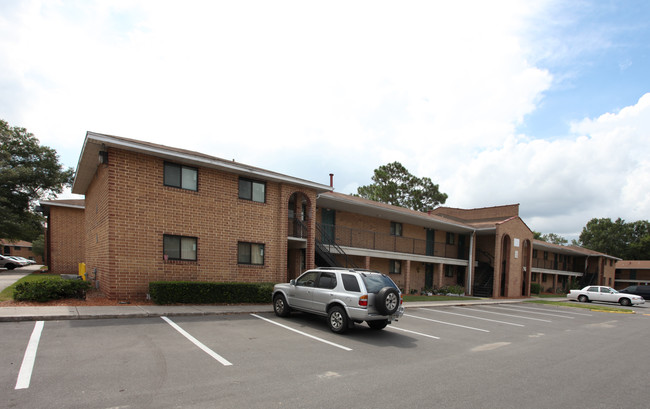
[{"left": 314, "top": 222, "right": 358, "bottom": 268}]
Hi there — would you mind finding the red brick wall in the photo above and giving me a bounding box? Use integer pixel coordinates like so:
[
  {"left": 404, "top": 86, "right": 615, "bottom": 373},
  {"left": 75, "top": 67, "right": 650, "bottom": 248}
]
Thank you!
[
  {"left": 493, "top": 217, "right": 533, "bottom": 298},
  {"left": 84, "top": 159, "right": 110, "bottom": 291},
  {"left": 47, "top": 207, "right": 85, "bottom": 273},
  {"left": 85, "top": 148, "right": 318, "bottom": 300}
]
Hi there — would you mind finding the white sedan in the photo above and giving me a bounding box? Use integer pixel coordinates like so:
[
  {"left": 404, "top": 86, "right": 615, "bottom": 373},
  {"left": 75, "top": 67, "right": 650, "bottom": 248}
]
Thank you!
[{"left": 567, "top": 286, "right": 645, "bottom": 306}]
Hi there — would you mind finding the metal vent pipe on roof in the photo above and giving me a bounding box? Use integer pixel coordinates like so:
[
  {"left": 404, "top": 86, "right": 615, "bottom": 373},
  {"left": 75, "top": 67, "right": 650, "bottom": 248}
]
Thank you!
[{"left": 329, "top": 173, "right": 334, "bottom": 188}]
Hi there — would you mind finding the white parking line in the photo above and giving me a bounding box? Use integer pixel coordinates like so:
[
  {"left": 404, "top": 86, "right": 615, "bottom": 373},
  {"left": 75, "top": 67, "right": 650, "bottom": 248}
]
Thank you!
[
  {"left": 505, "top": 304, "right": 593, "bottom": 316},
  {"left": 453, "top": 307, "right": 552, "bottom": 322},
  {"left": 251, "top": 314, "right": 352, "bottom": 351},
  {"left": 161, "top": 316, "right": 233, "bottom": 366},
  {"left": 419, "top": 308, "right": 525, "bottom": 327},
  {"left": 15, "top": 321, "right": 44, "bottom": 390},
  {"left": 404, "top": 314, "right": 490, "bottom": 332},
  {"left": 388, "top": 326, "right": 441, "bottom": 339},
  {"left": 485, "top": 305, "right": 575, "bottom": 318}
]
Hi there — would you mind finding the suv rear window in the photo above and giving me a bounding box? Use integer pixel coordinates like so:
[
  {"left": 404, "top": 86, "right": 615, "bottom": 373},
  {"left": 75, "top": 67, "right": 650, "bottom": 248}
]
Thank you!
[
  {"left": 361, "top": 274, "right": 398, "bottom": 293},
  {"left": 341, "top": 274, "right": 361, "bottom": 292}
]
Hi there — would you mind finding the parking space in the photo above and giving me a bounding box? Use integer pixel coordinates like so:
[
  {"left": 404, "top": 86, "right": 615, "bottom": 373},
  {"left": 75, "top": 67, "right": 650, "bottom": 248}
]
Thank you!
[{"left": 2, "top": 303, "right": 649, "bottom": 408}]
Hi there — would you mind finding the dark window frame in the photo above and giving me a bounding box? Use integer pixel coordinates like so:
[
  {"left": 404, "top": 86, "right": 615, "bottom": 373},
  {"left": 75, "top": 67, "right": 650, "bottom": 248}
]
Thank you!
[
  {"left": 238, "top": 242, "right": 265, "bottom": 265},
  {"left": 238, "top": 178, "right": 266, "bottom": 203},
  {"left": 164, "top": 162, "right": 198, "bottom": 191},
  {"left": 389, "top": 260, "right": 402, "bottom": 274},
  {"left": 163, "top": 234, "right": 198, "bottom": 261},
  {"left": 390, "top": 222, "right": 403, "bottom": 237},
  {"left": 445, "top": 265, "right": 454, "bottom": 277},
  {"left": 446, "top": 232, "right": 455, "bottom": 245}
]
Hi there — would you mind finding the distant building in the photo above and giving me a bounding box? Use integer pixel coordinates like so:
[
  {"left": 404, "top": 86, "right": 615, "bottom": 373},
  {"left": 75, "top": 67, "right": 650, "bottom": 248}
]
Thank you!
[
  {"left": 615, "top": 260, "right": 650, "bottom": 289},
  {"left": 0, "top": 239, "right": 43, "bottom": 264}
]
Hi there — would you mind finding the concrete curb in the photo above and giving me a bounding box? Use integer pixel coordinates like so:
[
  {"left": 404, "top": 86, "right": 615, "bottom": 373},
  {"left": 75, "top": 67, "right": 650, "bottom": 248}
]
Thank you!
[
  {"left": 0, "top": 299, "right": 569, "bottom": 322},
  {"left": 0, "top": 304, "right": 275, "bottom": 322}
]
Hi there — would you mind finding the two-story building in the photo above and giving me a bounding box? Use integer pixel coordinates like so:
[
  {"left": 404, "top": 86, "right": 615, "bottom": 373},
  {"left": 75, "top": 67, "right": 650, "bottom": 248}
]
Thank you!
[{"left": 41, "top": 131, "right": 620, "bottom": 301}]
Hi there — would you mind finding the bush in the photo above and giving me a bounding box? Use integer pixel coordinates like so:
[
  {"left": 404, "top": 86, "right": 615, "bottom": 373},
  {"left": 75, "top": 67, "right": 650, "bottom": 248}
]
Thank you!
[
  {"left": 149, "top": 281, "right": 275, "bottom": 305},
  {"left": 531, "top": 283, "right": 541, "bottom": 295},
  {"left": 434, "top": 285, "right": 465, "bottom": 296},
  {"left": 14, "top": 278, "right": 91, "bottom": 302}
]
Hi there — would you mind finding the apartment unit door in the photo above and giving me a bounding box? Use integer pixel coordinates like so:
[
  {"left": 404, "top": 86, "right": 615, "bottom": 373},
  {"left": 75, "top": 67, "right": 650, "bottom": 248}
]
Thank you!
[
  {"left": 425, "top": 264, "right": 434, "bottom": 289},
  {"left": 321, "top": 209, "right": 336, "bottom": 245}
]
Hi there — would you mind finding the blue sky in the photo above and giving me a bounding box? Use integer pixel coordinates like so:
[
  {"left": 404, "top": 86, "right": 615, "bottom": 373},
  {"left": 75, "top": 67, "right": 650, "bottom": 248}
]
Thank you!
[{"left": 1, "top": 0, "right": 649, "bottom": 242}]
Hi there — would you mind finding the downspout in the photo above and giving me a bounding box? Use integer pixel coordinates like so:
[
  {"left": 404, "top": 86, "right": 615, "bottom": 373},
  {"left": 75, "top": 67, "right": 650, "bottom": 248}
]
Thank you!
[{"left": 467, "top": 231, "right": 475, "bottom": 296}]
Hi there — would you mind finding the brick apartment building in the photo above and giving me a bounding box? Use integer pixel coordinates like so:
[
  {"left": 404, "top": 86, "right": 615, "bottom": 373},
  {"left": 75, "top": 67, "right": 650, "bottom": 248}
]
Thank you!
[
  {"left": 0, "top": 239, "right": 43, "bottom": 264},
  {"left": 615, "top": 260, "right": 650, "bottom": 289},
  {"left": 41, "top": 131, "right": 619, "bottom": 301}
]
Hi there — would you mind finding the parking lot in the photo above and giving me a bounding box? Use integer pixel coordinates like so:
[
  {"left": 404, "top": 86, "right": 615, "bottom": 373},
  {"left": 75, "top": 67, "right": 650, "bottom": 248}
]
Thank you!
[{"left": 2, "top": 302, "right": 649, "bottom": 409}]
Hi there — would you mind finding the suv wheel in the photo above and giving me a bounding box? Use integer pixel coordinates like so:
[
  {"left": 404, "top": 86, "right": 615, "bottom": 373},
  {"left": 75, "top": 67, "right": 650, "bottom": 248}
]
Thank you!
[
  {"left": 367, "top": 320, "right": 388, "bottom": 330},
  {"left": 273, "top": 294, "right": 291, "bottom": 317},
  {"left": 5, "top": 263, "right": 15, "bottom": 270},
  {"left": 328, "top": 306, "right": 349, "bottom": 334},
  {"left": 375, "top": 287, "right": 400, "bottom": 315}
]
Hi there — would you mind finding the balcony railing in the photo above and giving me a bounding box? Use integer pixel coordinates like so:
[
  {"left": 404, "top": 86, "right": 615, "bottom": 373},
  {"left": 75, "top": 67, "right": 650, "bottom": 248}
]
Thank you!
[
  {"left": 288, "top": 218, "right": 308, "bottom": 239},
  {"left": 532, "top": 259, "right": 581, "bottom": 273},
  {"left": 317, "top": 223, "right": 465, "bottom": 260}
]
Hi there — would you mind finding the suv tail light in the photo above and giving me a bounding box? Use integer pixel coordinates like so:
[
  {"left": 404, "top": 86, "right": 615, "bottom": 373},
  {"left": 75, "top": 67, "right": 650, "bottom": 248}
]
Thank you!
[
  {"left": 359, "top": 295, "right": 368, "bottom": 307},
  {"left": 400, "top": 294, "right": 403, "bottom": 305}
]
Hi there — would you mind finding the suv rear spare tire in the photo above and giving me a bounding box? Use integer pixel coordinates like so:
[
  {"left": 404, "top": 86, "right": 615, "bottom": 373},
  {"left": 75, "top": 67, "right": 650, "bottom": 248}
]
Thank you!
[{"left": 375, "top": 287, "right": 400, "bottom": 315}]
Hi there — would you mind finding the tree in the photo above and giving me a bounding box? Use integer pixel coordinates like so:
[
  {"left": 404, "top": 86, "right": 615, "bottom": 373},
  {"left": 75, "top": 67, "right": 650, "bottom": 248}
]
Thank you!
[
  {"left": 578, "top": 218, "right": 628, "bottom": 258},
  {"left": 577, "top": 217, "right": 650, "bottom": 260},
  {"left": 0, "top": 119, "right": 74, "bottom": 241},
  {"left": 356, "top": 162, "right": 447, "bottom": 212},
  {"left": 31, "top": 234, "right": 45, "bottom": 258},
  {"left": 534, "top": 232, "right": 568, "bottom": 245}
]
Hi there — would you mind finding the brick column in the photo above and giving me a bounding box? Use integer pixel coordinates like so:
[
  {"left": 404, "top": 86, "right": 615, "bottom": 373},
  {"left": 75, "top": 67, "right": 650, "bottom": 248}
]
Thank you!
[{"left": 405, "top": 260, "right": 411, "bottom": 294}]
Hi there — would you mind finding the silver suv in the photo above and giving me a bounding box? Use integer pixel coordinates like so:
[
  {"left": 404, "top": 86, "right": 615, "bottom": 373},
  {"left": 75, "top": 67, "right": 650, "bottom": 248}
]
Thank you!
[{"left": 272, "top": 267, "right": 404, "bottom": 333}]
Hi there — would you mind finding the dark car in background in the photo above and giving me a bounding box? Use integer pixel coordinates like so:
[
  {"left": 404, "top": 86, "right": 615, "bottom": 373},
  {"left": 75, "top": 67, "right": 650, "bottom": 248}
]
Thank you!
[{"left": 619, "top": 285, "right": 650, "bottom": 300}]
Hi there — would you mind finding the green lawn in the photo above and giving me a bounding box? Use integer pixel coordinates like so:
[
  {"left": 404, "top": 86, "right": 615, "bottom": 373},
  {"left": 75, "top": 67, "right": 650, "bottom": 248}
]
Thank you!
[{"left": 0, "top": 273, "right": 60, "bottom": 301}]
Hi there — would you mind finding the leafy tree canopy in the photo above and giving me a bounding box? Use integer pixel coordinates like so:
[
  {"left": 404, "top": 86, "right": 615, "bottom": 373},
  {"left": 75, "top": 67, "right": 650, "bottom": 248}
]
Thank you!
[
  {"left": 355, "top": 161, "right": 448, "bottom": 212},
  {"left": 533, "top": 232, "right": 568, "bottom": 246},
  {"left": 578, "top": 217, "right": 650, "bottom": 260},
  {"left": 0, "top": 119, "right": 74, "bottom": 241}
]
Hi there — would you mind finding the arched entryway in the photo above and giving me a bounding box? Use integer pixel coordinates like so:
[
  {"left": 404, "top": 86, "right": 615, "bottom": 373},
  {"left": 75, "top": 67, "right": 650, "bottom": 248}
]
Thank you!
[{"left": 287, "top": 192, "right": 312, "bottom": 281}]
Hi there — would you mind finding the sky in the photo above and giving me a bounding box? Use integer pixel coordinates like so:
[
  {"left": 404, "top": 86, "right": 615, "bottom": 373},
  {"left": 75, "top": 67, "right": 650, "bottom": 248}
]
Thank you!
[{"left": 1, "top": 0, "right": 649, "bottom": 242}]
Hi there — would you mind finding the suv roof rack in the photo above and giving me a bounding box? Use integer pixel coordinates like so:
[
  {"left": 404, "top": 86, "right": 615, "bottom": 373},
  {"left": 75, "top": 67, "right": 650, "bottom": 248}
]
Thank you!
[{"left": 313, "top": 267, "right": 380, "bottom": 274}]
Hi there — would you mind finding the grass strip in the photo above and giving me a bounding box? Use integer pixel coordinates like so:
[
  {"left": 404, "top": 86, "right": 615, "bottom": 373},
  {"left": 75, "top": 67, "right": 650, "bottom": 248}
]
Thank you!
[{"left": 526, "top": 299, "right": 635, "bottom": 313}]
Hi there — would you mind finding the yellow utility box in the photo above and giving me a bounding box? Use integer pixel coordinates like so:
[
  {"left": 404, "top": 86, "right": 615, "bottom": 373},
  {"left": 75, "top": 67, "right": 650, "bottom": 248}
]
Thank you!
[{"left": 78, "top": 263, "right": 86, "bottom": 281}]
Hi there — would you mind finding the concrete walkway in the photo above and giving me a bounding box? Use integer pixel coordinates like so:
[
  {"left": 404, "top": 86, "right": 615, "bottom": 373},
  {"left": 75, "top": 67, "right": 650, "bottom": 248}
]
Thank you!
[
  {"left": 0, "top": 269, "right": 33, "bottom": 292},
  {"left": 0, "top": 266, "right": 567, "bottom": 322},
  {"left": 0, "top": 297, "right": 567, "bottom": 322}
]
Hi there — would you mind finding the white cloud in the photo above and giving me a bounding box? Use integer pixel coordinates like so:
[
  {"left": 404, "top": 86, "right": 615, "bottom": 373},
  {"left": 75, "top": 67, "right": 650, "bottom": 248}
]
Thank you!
[
  {"left": 447, "top": 93, "right": 650, "bottom": 239},
  {"left": 3, "top": 0, "right": 649, "bottom": 243}
]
